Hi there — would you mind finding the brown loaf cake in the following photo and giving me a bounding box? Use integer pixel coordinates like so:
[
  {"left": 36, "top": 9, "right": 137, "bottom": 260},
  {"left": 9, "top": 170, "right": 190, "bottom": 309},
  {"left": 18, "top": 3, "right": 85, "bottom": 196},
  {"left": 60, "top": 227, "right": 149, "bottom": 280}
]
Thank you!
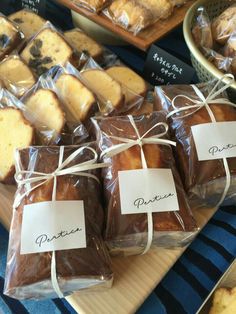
[
  {"left": 0, "top": 16, "right": 23, "bottom": 60},
  {"left": 8, "top": 9, "right": 46, "bottom": 40},
  {"left": 55, "top": 73, "right": 97, "bottom": 123},
  {"left": 4, "top": 146, "right": 113, "bottom": 299},
  {"left": 21, "top": 28, "right": 78, "bottom": 76},
  {"left": 0, "top": 55, "right": 36, "bottom": 97},
  {"left": 154, "top": 83, "right": 236, "bottom": 208},
  {"left": 24, "top": 88, "right": 65, "bottom": 138},
  {"left": 0, "top": 108, "right": 34, "bottom": 184},
  {"left": 64, "top": 29, "right": 103, "bottom": 63},
  {"left": 93, "top": 113, "right": 197, "bottom": 256}
]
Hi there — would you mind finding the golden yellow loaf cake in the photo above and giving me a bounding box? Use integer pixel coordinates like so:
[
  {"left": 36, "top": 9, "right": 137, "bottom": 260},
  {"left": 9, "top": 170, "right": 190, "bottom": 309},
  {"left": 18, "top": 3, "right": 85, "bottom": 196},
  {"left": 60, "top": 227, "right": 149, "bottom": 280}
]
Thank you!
[
  {"left": 0, "top": 107, "right": 34, "bottom": 183},
  {"left": 64, "top": 29, "right": 103, "bottom": 63},
  {"left": 210, "top": 287, "right": 236, "bottom": 314},
  {"left": 0, "top": 55, "right": 36, "bottom": 97},
  {"left": 21, "top": 28, "right": 77, "bottom": 76},
  {"left": 8, "top": 9, "right": 46, "bottom": 40}
]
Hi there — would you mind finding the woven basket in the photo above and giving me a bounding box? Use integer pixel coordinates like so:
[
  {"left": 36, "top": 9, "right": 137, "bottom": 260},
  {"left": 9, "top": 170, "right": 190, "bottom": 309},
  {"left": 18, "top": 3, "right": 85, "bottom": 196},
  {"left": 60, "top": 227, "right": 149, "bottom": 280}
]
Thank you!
[{"left": 183, "top": 0, "right": 236, "bottom": 100}]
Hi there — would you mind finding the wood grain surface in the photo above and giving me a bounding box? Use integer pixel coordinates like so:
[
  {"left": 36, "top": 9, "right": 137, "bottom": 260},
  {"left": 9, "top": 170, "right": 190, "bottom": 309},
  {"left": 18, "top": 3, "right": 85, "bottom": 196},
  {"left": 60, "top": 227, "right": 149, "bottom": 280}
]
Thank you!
[
  {"left": 0, "top": 183, "right": 216, "bottom": 314},
  {"left": 57, "top": 0, "right": 196, "bottom": 51}
]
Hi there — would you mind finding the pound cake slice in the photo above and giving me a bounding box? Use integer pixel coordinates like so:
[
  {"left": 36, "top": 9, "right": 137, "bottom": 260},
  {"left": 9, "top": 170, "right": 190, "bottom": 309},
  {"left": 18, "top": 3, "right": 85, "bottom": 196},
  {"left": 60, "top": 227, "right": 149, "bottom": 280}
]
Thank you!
[
  {"left": 24, "top": 89, "right": 65, "bottom": 135},
  {"left": 64, "top": 29, "right": 103, "bottom": 63},
  {"left": 56, "top": 73, "right": 97, "bottom": 122},
  {"left": 21, "top": 27, "right": 77, "bottom": 76},
  {"left": 0, "top": 16, "right": 23, "bottom": 60},
  {"left": 106, "top": 66, "right": 147, "bottom": 97},
  {"left": 8, "top": 9, "right": 46, "bottom": 40},
  {"left": 210, "top": 287, "right": 236, "bottom": 314},
  {"left": 0, "top": 108, "right": 34, "bottom": 183},
  {"left": 81, "top": 69, "right": 123, "bottom": 111},
  {"left": 0, "top": 55, "right": 36, "bottom": 97}
]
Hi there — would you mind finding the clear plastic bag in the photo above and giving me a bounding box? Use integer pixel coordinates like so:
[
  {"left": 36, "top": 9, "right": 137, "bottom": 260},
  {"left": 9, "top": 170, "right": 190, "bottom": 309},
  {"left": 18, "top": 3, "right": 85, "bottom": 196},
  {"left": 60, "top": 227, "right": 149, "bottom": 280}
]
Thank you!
[
  {"left": 0, "top": 13, "right": 24, "bottom": 60},
  {"left": 72, "top": 0, "right": 111, "bottom": 13},
  {"left": 192, "top": 7, "right": 213, "bottom": 50},
  {"left": 80, "top": 57, "right": 144, "bottom": 115},
  {"left": 0, "top": 53, "right": 36, "bottom": 98},
  {"left": 154, "top": 81, "right": 236, "bottom": 209},
  {"left": 4, "top": 145, "right": 113, "bottom": 300},
  {"left": 92, "top": 112, "right": 198, "bottom": 256},
  {"left": 104, "top": 0, "right": 173, "bottom": 35},
  {"left": 20, "top": 22, "right": 82, "bottom": 77}
]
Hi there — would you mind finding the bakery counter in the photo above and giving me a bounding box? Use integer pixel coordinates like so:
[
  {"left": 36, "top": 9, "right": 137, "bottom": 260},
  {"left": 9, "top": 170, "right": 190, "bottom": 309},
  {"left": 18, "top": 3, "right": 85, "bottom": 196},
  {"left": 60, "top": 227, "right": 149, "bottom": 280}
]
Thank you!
[{"left": 0, "top": 183, "right": 216, "bottom": 314}]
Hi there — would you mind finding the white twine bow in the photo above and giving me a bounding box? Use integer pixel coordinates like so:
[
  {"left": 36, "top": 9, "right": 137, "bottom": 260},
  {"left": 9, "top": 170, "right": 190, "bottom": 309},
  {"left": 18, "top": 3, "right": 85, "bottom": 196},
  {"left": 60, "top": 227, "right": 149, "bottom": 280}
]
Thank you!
[
  {"left": 15, "top": 146, "right": 109, "bottom": 298},
  {"left": 101, "top": 115, "right": 176, "bottom": 255},
  {"left": 166, "top": 74, "right": 236, "bottom": 207}
]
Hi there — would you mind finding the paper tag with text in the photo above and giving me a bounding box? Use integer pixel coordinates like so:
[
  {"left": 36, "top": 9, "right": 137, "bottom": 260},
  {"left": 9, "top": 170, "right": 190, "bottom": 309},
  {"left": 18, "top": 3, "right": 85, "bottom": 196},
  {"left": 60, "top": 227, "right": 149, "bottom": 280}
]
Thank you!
[
  {"left": 143, "top": 45, "right": 195, "bottom": 86},
  {"left": 191, "top": 122, "right": 236, "bottom": 161},
  {"left": 118, "top": 169, "right": 179, "bottom": 214},
  {"left": 21, "top": 201, "right": 86, "bottom": 254}
]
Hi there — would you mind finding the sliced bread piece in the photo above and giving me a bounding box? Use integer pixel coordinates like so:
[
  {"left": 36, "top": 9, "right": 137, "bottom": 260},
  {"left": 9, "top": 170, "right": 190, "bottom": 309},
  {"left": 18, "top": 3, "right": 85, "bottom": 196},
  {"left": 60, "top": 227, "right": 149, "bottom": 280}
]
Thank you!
[
  {"left": 8, "top": 9, "right": 46, "bottom": 40},
  {"left": 81, "top": 69, "right": 123, "bottom": 110},
  {"left": 21, "top": 28, "right": 76, "bottom": 76},
  {"left": 64, "top": 29, "right": 103, "bottom": 63},
  {"left": 0, "top": 55, "right": 36, "bottom": 97},
  {"left": 24, "top": 89, "right": 65, "bottom": 134},
  {"left": 56, "top": 73, "right": 97, "bottom": 122},
  {"left": 105, "top": 66, "right": 147, "bottom": 97},
  {"left": 0, "top": 16, "right": 23, "bottom": 60},
  {"left": 0, "top": 107, "right": 34, "bottom": 183}
]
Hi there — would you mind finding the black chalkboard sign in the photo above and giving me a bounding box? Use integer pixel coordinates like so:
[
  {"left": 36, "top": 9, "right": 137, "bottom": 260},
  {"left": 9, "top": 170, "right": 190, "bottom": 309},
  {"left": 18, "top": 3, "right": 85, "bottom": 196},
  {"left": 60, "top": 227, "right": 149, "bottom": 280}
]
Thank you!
[
  {"left": 143, "top": 45, "right": 195, "bottom": 86},
  {"left": 21, "top": 0, "right": 46, "bottom": 15}
]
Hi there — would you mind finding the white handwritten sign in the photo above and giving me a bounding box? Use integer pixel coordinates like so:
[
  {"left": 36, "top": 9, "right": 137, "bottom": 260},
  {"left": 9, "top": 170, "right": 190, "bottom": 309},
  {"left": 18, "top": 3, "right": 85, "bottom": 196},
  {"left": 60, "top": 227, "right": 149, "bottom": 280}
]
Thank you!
[
  {"left": 191, "top": 122, "right": 236, "bottom": 161},
  {"left": 21, "top": 201, "right": 86, "bottom": 254},
  {"left": 21, "top": 0, "right": 45, "bottom": 14},
  {"left": 118, "top": 169, "right": 179, "bottom": 214}
]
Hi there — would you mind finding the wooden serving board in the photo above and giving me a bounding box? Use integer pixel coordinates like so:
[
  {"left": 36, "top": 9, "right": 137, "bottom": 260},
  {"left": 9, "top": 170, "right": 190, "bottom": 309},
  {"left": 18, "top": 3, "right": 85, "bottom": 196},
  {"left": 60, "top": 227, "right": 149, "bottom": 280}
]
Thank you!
[
  {"left": 0, "top": 183, "right": 216, "bottom": 314},
  {"left": 57, "top": 0, "right": 196, "bottom": 51}
]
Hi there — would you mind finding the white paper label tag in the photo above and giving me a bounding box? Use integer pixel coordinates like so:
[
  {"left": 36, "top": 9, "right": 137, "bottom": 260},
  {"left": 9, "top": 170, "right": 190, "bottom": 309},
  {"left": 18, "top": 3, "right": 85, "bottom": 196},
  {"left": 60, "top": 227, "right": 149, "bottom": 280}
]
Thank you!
[
  {"left": 118, "top": 168, "right": 179, "bottom": 214},
  {"left": 21, "top": 201, "right": 86, "bottom": 254},
  {"left": 191, "top": 122, "right": 236, "bottom": 161}
]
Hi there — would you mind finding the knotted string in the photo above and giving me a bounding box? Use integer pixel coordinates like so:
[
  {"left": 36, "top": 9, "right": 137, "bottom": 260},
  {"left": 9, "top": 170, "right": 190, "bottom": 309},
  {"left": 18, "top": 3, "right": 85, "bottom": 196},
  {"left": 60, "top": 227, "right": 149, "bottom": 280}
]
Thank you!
[
  {"left": 101, "top": 115, "right": 176, "bottom": 254},
  {"left": 166, "top": 74, "right": 236, "bottom": 206},
  {"left": 15, "top": 146, "right": 109, "bottom": 298}
]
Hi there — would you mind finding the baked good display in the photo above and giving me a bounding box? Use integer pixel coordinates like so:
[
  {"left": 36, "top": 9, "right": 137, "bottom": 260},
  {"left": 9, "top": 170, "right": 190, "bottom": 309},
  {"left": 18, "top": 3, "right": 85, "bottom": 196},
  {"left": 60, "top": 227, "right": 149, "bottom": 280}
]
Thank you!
[
  {"left": 105, "top": 66, "right": 147, "bottom": 98},
  {"left": 192, "top": 4, "right": 236, "bottom": 79},
  {"left": 73, "top": 0, "right": 111, "bottom": 12},
  {"left": 8, "top": 9, "right": 46, "bottom": 40},
  {"left": 55, "top": 73, "right": 97, "bottom": 122},
  {"left": 209, "top": 287, "right": 236, "bottom": 314},
  {"left": 64, "top": 29, "right": 103, "bottom": 63},
  {"left": 0, "top": 55, "right": 36, "bottom": 97},
  {"left": 105, "top": 0, "right": 173, "bottom": 34},
  {"left": 4, "top": 145, "right": 113, "bottom": 299},
  {"left": 24, "top": 88, "right": 65, "bottom": 137},
  {"left": 154, "top": 82, "right": 236, "bottom": 209},
  {"left": 0, "top": 108, "right": 34, "bottom": 184},
  {"left": 21, "top": 26, "right": 78, "bottom": 76},
  {"left": 0, "top": 15, "right": 24, "bottom": 60},
  {"left": 81, "top": 68, "right": 123, "bottom": 112},
  {"left": 211, "top": 4, "right": 236, "bottom": 45},
  {"left": 93, "top": 113, "right": 197, "bottom": 256}
]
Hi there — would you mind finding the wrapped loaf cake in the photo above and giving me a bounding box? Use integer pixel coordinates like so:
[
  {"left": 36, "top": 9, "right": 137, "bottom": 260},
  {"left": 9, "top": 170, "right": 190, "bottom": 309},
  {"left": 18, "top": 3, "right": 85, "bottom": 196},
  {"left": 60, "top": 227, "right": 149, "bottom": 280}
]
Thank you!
[
  {"left": 4, "top": 145, "right": 113, "bottom": 299},
  {"left": 93, "top": 113, "right": 197, "bottom": 256},
  {"left": 154, "top": 82, "right": 236, "bottom": 208}
]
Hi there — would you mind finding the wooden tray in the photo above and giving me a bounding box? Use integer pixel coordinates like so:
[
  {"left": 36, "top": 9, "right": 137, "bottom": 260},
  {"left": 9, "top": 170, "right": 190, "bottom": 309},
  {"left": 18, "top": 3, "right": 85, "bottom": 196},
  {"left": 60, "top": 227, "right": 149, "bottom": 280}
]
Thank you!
[
  {"left": 0, "top": 183, "right": 216, "bottom": 314},
  {"left": 57, "top": 0, "right": 196, "bottom": 51}
]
